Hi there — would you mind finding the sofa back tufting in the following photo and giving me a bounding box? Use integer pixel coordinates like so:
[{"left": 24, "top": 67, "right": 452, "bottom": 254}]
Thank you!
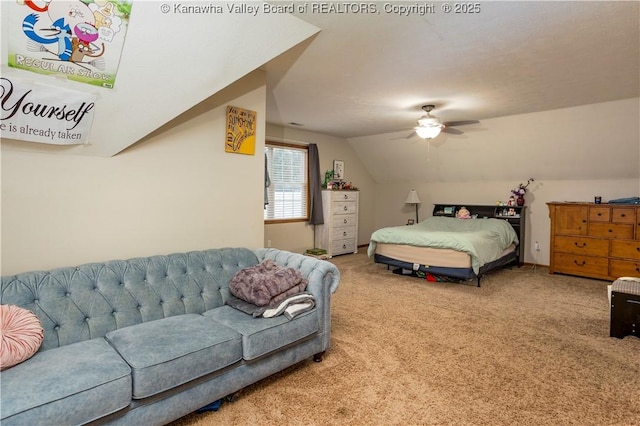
[{"left": 1, "top": 248, "right": 259, "bottom": 351}]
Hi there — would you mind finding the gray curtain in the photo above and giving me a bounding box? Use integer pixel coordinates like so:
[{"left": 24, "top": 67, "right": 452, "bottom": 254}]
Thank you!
[
  {"left": 308, "top": 144, "right": 324, "bottom": 225},
  {"left": 264, "top": 153, "right": 271, "bottom": 208}
]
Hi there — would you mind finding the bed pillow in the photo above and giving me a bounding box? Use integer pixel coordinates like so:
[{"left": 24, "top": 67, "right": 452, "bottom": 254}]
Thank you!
[{"left": 0, "top": 304, "right": 44, "bottom": 370}]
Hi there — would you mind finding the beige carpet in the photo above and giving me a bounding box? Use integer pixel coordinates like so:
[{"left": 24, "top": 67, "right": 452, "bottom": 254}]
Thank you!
[{"left": 171, "top": 252, "right": 640, "bottom": 426}]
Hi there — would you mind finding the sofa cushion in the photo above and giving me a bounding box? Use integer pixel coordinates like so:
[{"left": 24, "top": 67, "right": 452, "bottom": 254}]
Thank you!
[
  {"left": 0, "top": 304, "right": 44, "bottom": 370},
  {"left": 0, "top": 338, "right": 131, "bottom": 425},
  {"left": 203, "top": 305, "right": 319, "bottom": 361},
  {"left": 105, "top": 314, "right": 242, "bottom": 399}
]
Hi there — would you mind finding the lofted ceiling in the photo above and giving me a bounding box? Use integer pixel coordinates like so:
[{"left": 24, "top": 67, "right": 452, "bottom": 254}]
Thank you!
[{"left": 263, "top": 1, "right": 640, "bottom": 138}]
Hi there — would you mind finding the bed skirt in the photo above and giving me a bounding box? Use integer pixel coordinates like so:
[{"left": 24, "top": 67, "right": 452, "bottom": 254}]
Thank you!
[{"left": 373, "top": 250, "right": 518, "bottom": 286}]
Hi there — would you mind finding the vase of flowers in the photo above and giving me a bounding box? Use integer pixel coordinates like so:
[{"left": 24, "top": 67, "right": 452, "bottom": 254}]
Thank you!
[{"left": 511, "top": 178, "right": 534, "bottom": 206}]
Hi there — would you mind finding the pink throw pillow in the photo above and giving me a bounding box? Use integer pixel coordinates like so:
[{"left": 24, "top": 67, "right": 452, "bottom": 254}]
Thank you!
[{"left": 0, "top": 305, "right": 44, "bottom": 370}]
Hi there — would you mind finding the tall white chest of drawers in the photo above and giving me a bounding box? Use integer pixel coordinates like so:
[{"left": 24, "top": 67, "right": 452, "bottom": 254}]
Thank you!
[{"left": 315, "top": 190, "right": 359, "bottom": 257}]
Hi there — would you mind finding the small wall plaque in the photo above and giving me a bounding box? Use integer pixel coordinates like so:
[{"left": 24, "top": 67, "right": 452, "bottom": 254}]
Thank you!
[{"left": 226, "top": 106, "right": 256, "bottom": 155}]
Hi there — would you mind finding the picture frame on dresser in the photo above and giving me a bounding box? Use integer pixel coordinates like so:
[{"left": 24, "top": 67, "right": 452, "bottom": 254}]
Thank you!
[{"left": 333, "top": 160, "right": 345, "bottom": 180}]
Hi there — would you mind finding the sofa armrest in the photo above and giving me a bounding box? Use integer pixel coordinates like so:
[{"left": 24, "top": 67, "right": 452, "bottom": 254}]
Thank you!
[
  {"left": 252, "top": 249, "right": 340, "bottom": 351},
  {"left": 253, "top": 248, "right": 340, "bottom": 296}
]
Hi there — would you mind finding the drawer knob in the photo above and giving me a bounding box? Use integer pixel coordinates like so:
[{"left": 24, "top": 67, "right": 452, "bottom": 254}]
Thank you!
[
  {"left": 574, "top": 242, "right": 587, "bottom": 248},
  {"left": 344, "top": 206, "right": 348, "bottom": 211},
  {"left": 344, "top": 194, "right": 348, "bottom": 199},
  {"left": 574, "top": 260, "right": 586, "bottom": 266},
  {"left": 343, "top": 244, "right": 347, "bottom": 249},
  {"left": 343, "top": 219, "right": 348, "bottom": 224},
  {"left": 343, "top": 231, "right": 347, "bottom": 236}
]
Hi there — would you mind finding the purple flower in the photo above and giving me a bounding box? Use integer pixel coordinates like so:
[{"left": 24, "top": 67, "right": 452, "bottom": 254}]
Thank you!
[{"left": 511, "top": 178, "right": 534, "bottom": 197}]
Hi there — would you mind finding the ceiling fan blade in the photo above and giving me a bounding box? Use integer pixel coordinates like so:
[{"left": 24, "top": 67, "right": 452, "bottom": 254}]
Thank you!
[
  {"left": 442, "top": 120, "right": 480, "bottom": 127},
  {"left": 390, "top": 131, "right": 417, "bottom": 140},
  {"left": 441, "top": 127, "right": 464, "bottom": 135}
]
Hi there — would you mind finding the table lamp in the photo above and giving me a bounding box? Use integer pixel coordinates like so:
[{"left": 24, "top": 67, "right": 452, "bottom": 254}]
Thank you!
[{"left": 405, "top": 189, "right": 421, "bottom": 223}]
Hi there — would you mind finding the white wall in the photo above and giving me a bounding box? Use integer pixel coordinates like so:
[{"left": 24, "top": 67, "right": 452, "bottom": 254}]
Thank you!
[
  {"left": 264, "top": 124, "right": 376, "bottom": 254},
  {"left": 1, "top": 72, "right": 267, "bottom": 275}
]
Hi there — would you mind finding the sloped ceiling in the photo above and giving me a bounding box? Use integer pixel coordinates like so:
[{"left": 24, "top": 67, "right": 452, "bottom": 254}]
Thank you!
[
  {"left": 0, "top": 0, "right": 319, "bottom": 157},
  {"left": 348, "top": 98, "right": 640, "bottom": 183}
]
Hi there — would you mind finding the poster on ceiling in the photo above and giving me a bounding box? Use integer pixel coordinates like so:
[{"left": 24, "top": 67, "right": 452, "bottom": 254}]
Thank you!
[
  {"left": 6, "top": 0, "right": 133, "bottom": 89},
  {"left": 0, "top": 77, "right": 97, "bottom": 145}
]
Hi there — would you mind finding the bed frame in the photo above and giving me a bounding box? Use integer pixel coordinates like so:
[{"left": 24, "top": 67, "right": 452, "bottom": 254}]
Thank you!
[{"left": 374, "top": 203, "right": 526, "bottom": 287}]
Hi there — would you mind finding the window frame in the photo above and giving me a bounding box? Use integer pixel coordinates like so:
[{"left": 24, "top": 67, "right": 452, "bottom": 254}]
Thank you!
[{"left": 264, "top": 141, "right": 310, "bottom": 224}]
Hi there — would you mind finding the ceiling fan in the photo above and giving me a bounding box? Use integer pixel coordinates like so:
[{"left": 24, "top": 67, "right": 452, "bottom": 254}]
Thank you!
[{"left": 411, "top": 105, "right": 479, "bottom": 139}]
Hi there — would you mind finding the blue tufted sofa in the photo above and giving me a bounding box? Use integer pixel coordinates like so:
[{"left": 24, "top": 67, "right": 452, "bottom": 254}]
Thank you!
[{"left": 0, "top": 247, "right": 340, "bottom": 425}]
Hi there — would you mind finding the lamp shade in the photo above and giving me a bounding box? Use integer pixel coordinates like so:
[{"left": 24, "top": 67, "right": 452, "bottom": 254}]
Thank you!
[{"left": 405, "top": 189, "right": 421, "bottom": 204}]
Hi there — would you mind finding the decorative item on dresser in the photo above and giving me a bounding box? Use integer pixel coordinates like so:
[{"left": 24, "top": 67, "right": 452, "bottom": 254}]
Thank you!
[
  {"left": 315, "top": 190, "right": 359, "bottom": 257},
  {"left": 547, "top": 202, "right": 640, "bottom": 281}
]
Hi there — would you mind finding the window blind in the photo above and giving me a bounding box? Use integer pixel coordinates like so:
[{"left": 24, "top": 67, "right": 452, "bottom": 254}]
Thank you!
[{"left": 264, "top": 144, "right": 308, "bottom": 221}]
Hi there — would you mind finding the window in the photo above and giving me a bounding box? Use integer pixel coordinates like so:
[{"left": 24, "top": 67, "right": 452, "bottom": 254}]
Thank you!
[{"left": 264, "top": 142, "right": 309, "bottom": 222}]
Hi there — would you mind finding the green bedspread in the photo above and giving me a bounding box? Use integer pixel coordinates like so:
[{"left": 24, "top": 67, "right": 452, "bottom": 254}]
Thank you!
[{"left": 367, "top": 216, "right": 519, "bottom": 274}]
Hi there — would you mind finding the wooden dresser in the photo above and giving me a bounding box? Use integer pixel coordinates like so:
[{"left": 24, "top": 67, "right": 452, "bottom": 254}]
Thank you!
[
  {"left": 315, "top": 190, "right": 359, "bottom": 257},
  {"left": 547, "top": 202, "right": 640, "bottom": 280}
]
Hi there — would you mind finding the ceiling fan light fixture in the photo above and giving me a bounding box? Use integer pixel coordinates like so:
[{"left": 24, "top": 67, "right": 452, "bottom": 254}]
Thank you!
[
  {"left": 414, "top": 125, "right": 442, "bottom": 139},
  {"left": 408, "top": 104, "right": 477, "bottom": 140},
  {"left": 417, "top": 115, "right": 441, "bottom": 127}
]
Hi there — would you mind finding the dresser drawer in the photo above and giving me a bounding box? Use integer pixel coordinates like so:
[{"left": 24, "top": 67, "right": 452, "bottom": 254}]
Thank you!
[
  {"left": 331, "top": 215, "right": 357, "bottom": 228},
  {"left": 331, "top": 191, "right": 358, "bottom": 202},
  {"left": 612, "top": 208, "right": 636, "bottom": 224},
  {"left": 589, "top": 207, "right": 610, "bottom": 222},
  {"left": 331, "top": 239, "right": 356, "bottom": 255},
  {"left": 610, "top": 240, "right": 640, "bottom": 259},
  {"left": 610, "top": 259, "right": 640, "bottom": 277},
  {"left": 588, "top": 223, "right": 634, "bottom": 239},
  {"left": 331, "top": 226, "right": 357, "bottom": 240},
  {"left": 332, "top": 201, "right": 357, "bottom": 215},
  {"left": 553, "top": 253, "right": 609, "bottom": 278},
  {"left": 554, "top": 236, "right": 609, "bottom": 256}
]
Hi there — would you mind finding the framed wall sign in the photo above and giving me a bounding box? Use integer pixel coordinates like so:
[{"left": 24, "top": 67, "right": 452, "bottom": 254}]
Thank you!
[
  {"left": 333, "top": 160, "right": 344, "bottom": 180},
  {"left": 225, "top": 106, "right": 256, "bottom": 155}
]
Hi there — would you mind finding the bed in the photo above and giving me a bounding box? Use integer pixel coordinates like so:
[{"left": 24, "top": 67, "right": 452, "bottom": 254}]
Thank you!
[{"left": 368, "top": 213, "right": 521, "bottom": 286}]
